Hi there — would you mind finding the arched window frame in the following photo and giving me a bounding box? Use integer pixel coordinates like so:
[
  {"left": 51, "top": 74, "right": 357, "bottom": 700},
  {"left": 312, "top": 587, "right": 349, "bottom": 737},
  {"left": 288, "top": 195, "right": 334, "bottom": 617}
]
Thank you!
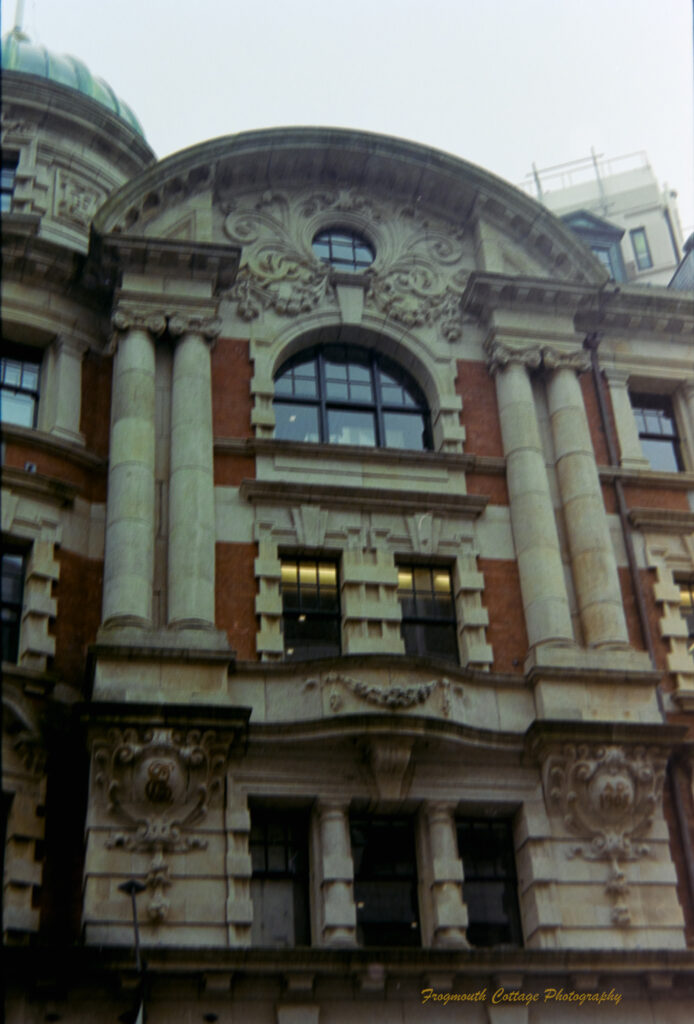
[{"left": 273, "top": 343, "right": 433, "bottom": 451}]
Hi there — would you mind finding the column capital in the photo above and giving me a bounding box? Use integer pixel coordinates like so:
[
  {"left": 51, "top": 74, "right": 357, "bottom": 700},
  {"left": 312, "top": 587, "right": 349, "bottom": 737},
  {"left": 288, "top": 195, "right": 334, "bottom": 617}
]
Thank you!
[
  {"left": 485, "top": 340, "right": 543, "bottom": 375},
  {"left": 602, "top": 366, "right": 632, "bottom": 386},
  {"left": 168, "top": 313, "right": 222, "bottom": 342},
  {"left": 542, "top": 346, "right": 591, "bottom": 373},
  {"left": 111, "top": 306, "right": 167, "bottom": 339},
  {"left": 53, "top": 334, "right": 89, "bottom": 358}
]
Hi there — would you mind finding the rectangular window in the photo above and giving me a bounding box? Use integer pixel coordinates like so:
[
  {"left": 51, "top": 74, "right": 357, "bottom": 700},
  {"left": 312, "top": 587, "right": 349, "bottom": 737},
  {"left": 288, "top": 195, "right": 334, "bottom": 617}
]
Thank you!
[
  {"left": 1, "top": 153, "right": 18, "bottom": 213},
  {"left": 630, "top": 227, "right": 653, "bottom": 271},
  {"left": 679, "top": 581, "right": 694, "bottom": 659},
  {"left": 280, "top": 557, "right": 340, "bottom": 660},
  {"left": 630, "top": 393, "right": 683, "bottom": 472},
  {"left": 456, "top": 818, "right": 522, "bottom": 947},
  {"left": 2, "top": 549, "right": 26, "bottom": 663},
  {"left": 1, "top": 348, "right": 41, "bottom": 428},
  {"left": 351, "top": 815, "right": 420, "bottom": 946},
  {"left": 250, "top": 806, "right": 310, "bottom": 947},
  {"left": 397, "top": 564, "right": 458, "bottom": 662}
]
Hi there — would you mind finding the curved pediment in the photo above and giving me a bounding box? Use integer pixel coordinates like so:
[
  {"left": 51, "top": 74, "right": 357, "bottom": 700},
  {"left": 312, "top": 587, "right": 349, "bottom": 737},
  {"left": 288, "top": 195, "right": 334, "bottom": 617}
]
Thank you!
[{"left": 93, "top": 127, "right": 605, "bottom": 295}]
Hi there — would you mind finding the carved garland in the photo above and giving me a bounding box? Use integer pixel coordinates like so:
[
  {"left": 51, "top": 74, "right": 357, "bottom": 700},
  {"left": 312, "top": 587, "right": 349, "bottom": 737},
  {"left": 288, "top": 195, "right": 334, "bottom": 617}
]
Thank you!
[
  {"left": 323, "top": 673, "right": 453, "bottom": 716},
  {"left": 94, "top": 727, "right": 229, "bottom": 922},
  {"left": 543, "top": 742, "right": 668, "bottom": 926}
]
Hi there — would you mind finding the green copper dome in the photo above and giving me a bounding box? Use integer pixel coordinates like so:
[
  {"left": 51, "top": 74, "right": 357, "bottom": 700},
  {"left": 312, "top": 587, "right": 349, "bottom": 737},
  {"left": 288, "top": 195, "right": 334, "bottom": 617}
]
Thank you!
[{"left": 1, "top": 28, "right": 146, "bottom": 138}]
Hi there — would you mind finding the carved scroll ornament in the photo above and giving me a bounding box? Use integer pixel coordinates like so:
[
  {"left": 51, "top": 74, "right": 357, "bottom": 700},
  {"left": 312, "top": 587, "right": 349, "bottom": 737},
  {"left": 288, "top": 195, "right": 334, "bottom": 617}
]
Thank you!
[
  {"left": 94, "top": 726, "right": 228, "bottom": 852},
  {"left": 94, "top": 726, "right": 230, "bottom": 923},
  {"left": 543, "top": 742, "right": 668, "bottom": 926},
  {"left": 222, "top": 187, "right": 469, "bottom": 338}
]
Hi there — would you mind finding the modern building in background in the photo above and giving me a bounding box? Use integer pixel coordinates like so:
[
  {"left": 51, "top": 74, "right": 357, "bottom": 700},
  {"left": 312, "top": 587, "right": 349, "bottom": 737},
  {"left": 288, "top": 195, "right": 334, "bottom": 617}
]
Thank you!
[
  {"left": 520, "top": 150, "right": 685, "bottom": 286},
  {"left": 3, "top": 27, "right": 694, "bottom": 1024}
]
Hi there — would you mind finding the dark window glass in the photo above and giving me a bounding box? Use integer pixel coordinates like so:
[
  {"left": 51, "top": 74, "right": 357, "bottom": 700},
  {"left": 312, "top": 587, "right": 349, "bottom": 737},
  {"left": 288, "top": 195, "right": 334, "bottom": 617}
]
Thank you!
[
  {"left": 591, "top": 245, "right": 616, "bottom": 278},
  {"left": 274, "top": 345, "right": 431, "bottom": 451},
  {"left": 250, "top": 807, "right": 310, "bottom": 946},
  {"left": 281, "top": 558, "right": 340, "bottom": 660},
  {"left": 2, "top": 550, "right": 25, "bottom": 663},
  {"left": 680, "top": 580, "right": 694, "bottom": 659},
  {"left": 457, "top": 818, "right": 522, "bottom": 947},
  {"left": 351, "top": 816, "right": 420, "bottom": 946},
  {"left": 312, "top": 228, "right": 374, "bottom": 272},
  {"left": 1, "top": 154, "right": 18, "bottom": 213},
  {"left": 397, "top": 564, "right": 458, "bottom": 662},
  {"left": 630, "top": 227, "right": 653, "bottom": 270},
  {"left": 630, "top": 393, "right": 683, "bottom": 472},
  {"left": 1, "top": 350, "right": 41, "bottom": 428}
]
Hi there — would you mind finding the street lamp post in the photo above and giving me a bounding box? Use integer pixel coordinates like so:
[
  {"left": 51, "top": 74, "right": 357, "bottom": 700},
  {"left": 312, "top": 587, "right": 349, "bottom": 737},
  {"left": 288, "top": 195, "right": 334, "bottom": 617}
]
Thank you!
[{"left": 118, "top": 879, "right": 147, "bottom": 1023}]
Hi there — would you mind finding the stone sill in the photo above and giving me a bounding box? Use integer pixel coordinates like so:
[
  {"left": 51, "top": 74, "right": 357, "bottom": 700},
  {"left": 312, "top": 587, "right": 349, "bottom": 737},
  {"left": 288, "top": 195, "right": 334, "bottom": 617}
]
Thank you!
[{"left": 240, "top": 478, "right": 488, "bottom": 516}]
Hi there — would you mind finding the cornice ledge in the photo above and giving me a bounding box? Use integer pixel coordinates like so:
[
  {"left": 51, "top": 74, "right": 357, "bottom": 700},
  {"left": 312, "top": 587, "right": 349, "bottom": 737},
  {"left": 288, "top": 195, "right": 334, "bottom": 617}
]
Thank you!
[
  {"left": 597, "top": 464, "right": 694, "bottom": 490},
  {"left": 461, "top": 271, "right": 597, "bottom": 316},
  {"left": 524, "top": 719, "right": 687, "bottom": 760},
  {"left": 525, "top": 661, "right": 660, "bottom": 687},
  {"left": 628, "top": 507, "right": 694, "bottom": 533},
  {"left": 239, "top": 478, "right": 488, "bottom": 516},
  {"left": 216, "top": 436, "right": 478, "bottom": 468},
  {"left": 78, "top": 700, "right": 250, "bottom": 733},
  {"left": 94, "top": 233, "right": 241, "bottom": 294},
  {"left": 0, "top": 465, "right": 79, "bottom": 506},
  {"left": 0, "top": 423, "right": 107, "bottom": 471}
]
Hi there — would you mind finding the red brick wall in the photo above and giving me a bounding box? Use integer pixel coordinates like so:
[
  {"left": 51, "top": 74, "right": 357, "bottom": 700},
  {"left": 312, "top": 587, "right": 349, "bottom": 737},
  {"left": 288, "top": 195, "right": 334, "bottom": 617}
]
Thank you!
[
  {"left": 214, "top": 453, "right": 256, "bottom": 486},
  {"left": 622, "top": 484, "right": 691, "bottom": 511},
  {"left": 80, "top": 351, "right": 112, "bottom": 458},
  {"left": 216, "top": 542, "right": 257, "bottom": 659},
  {"left": 455, "top": 360, "right": 504, "bottom": 457},
  {"left": 212, "top": 338, "right": 253, "bottom": 438},
  {"left": 478, "top": 558, "right": 527, "bottom": 674},
  {"left": 52, "top": 550, "right": 103, "bottom": 688},
  {"left": 2, "top": 441, "right": 107, "bottom": 503},
  {"left": 580, "top": 373, "right": 611, "bottom": 465}
]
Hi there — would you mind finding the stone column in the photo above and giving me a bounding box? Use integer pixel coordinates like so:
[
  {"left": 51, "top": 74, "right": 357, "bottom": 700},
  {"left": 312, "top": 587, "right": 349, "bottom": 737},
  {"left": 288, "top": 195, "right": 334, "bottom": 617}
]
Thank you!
[
  {"left": 545, "top": 353, "right": 629, "bottom": 648},
  {"left": 314, "top": 801, "right": 357, "bottom": 947},
  {"left": 487, "top": 343, "right": 574, "bottom": 650},
  {"left": 102, "top": 311, "right": 163, "bottom": 628},
  {"left": 421, "top": 802, "right": 469, "bottom": 948},
  {"left": 682, "top": 380, "right": 694, "bottom": 449},
  {"left": 603, "top": 368, "right": 649, "bottom": 469},
  {"left": 167, "top": 315, "right": 220, "bottom": 629},
  {"left": 45, "top": 337, "right": 86, "bottom": 445}
]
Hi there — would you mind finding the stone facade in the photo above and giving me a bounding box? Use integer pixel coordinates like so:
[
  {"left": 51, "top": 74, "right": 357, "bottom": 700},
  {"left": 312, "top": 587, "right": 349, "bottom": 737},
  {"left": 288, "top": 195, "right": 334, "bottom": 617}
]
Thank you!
[{"left": 3, "top": 53, "right": 694, "bottom": 1024}]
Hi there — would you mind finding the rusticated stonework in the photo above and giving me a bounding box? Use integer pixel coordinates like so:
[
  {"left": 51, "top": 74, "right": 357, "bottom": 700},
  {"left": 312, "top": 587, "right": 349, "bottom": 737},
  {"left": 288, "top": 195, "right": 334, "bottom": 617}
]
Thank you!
[
  {"left": 542, "top": 742, "right": 669, "bottom": 926},
  {"left": 222, "top": 187, "right": 471, "bottom": 338}
]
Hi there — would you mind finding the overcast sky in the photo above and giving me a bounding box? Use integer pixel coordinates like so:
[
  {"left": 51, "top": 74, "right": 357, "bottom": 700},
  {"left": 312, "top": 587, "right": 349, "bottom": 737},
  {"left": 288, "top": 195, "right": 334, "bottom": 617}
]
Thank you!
[{"left": 3, "top": 0, "right": 693, "bottom": 234}]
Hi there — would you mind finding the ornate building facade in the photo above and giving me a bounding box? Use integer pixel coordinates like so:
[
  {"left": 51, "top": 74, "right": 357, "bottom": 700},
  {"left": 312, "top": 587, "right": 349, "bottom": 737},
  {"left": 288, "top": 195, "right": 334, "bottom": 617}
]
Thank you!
[{"left": 3, "top": 29, "right": 694, "bottom": 1024}]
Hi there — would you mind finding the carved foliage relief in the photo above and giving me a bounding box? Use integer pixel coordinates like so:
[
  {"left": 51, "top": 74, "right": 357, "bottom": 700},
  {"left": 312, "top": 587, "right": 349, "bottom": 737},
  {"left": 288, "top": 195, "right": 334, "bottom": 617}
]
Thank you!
[
  {"left": 222, "top": 187, "right": 470, "bottom": 338},
  {"left": 543, "top": 742, "right": 668, "bottom": 926},
  {"left": 93, "top": 727, "right": 230, "bottom": 923}
]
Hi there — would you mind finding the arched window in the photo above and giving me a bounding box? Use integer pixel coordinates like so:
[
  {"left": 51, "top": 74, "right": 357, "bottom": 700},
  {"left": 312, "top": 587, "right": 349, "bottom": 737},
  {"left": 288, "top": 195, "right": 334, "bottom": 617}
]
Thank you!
[
  {"left": 312, "top": 228, "right": 375, "bottom": 273},
  {"left": 274, "top": 344, "right": 432, "bottom": 451}
]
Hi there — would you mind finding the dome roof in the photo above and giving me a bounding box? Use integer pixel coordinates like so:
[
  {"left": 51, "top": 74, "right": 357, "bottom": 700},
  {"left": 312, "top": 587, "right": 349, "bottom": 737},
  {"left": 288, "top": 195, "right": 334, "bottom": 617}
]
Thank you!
[{"left": 1, "top": 28, "right": 146, "bottom": 138}]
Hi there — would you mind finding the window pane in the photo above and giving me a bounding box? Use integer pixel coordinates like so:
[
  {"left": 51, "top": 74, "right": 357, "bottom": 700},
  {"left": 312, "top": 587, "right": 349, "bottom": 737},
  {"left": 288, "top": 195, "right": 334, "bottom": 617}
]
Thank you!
[
  {"left": 327, "top": 409, "right": 376, "bottom": 446},
  {"left": 640, "top": 439, "right": 681, "bottom": 473},
  {"left": 3, "top": 360, "right": 22, "bottom": 387},
  {"left": 274, "top": 403, "right": 320, "bottom": 442},
  {"left": 0, "top": 391, "right": 36, "bottom": 427},
  {"left": 383, "top": 412, "right": 426, "bottom": 450}
]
